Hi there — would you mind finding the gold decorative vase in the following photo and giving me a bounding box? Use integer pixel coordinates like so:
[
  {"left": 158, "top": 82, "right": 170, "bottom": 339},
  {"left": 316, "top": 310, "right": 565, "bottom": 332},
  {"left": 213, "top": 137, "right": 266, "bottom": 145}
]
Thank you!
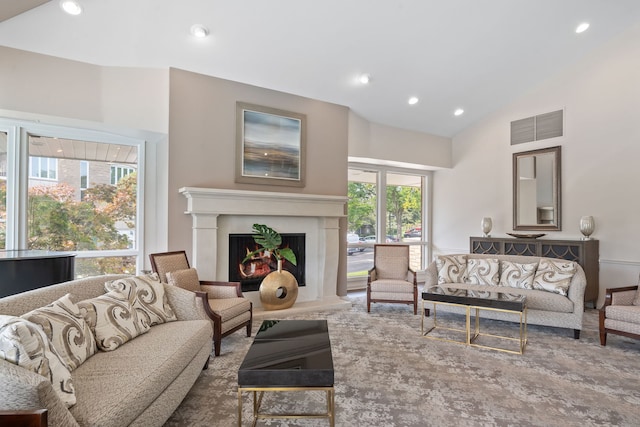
[{"left": 259, "top": 260, "right": 298, "bottom": 310}]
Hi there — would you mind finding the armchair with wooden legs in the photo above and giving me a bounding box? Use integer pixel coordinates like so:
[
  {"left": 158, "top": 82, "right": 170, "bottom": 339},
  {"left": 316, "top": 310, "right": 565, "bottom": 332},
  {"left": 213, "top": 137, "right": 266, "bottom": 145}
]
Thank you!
[
  {"left": 149, "top": 251, "right": 252, "bottom": 356},
  {"left": 367, "top": 244, "right": 418, "bottom": 314}
]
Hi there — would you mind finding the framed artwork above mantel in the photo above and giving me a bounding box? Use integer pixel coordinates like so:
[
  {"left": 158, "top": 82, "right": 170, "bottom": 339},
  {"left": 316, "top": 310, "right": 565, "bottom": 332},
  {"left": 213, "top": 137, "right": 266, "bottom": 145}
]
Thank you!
[{"left": 235, "top": 102, "right": 306, "bottom": 187}]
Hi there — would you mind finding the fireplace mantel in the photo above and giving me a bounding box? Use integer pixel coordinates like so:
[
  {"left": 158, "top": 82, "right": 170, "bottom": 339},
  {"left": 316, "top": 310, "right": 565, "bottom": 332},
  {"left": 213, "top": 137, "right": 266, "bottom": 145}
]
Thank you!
[
  {"left": 179, "top": 187, "right": 349, "bottom": 313},
  {"left": 180, "top": 187, "right": 346, "bottom": 218}
]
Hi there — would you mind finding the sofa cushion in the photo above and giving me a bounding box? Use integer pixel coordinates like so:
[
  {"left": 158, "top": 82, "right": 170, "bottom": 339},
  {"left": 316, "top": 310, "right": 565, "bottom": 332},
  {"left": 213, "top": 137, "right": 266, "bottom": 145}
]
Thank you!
[
  {"left": 22, "top": 293, "right": 97, "bottom": 371},
  {"left": 0, "top": 315, "right": 76, "bottom": 408},
  {"left": 69, "top": 319, "right": 212, "bottom": 427},
  {"left": 105, "top": 273, "right": 177, "bottom": 327},
  {"left": 436, "top": 255, "right": 467, "bottom": 284},
  {"left": 77, "top": 290, "right": 150, "bottom": 352},
  {"left": 466, "top": 258, "right": 499, "bottom": 286},
  {"left": 605, "top": 305, "right": 640, "bottom": 325},
  {"left": 425, "top": 283, "right": 574, "bottom": 313},
  {"left": 532, "top": 258, "right": 577, "bottom": 296},
  {"left": 499, "top": 261, "right": 537, "bottom": 289},
  {"left": 166, "top": 268, "right": 201, "bottom": 293}
]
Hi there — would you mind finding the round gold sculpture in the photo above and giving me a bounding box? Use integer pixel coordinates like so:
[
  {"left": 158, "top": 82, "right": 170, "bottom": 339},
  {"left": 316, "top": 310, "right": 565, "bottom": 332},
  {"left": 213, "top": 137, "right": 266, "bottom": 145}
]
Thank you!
[{"left": 259, "top": 268, "right": 298, "bottom": 310}]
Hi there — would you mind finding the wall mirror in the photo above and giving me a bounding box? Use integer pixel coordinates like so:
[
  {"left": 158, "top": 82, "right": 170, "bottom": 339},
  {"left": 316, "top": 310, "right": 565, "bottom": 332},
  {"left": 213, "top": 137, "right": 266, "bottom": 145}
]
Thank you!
[{"left": 513, "top": 146, "right": 561, "bottom": 231}]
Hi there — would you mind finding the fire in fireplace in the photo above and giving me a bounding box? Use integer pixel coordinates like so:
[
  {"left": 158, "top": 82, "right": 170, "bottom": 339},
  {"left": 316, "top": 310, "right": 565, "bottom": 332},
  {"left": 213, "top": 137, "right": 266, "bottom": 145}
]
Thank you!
[{"left": 229, "top": 233, "right": 306, "bottom": 292}]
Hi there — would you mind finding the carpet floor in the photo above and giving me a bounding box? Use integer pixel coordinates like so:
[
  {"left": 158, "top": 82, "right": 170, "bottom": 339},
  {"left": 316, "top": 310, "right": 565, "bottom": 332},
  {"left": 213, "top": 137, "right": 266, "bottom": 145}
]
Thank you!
[{"left": 164, "top": 293, "right": 640, "bottom": 427}]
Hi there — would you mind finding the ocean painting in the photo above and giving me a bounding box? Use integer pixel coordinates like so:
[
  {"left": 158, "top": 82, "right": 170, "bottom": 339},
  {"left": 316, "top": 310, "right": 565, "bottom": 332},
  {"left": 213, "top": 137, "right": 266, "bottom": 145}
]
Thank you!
[{"left": 242, "top": 109, "right": 301, "bottom": 181}]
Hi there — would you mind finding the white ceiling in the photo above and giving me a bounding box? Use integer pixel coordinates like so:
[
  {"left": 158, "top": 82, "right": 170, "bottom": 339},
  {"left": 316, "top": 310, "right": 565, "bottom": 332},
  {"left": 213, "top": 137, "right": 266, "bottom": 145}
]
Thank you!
[{"left": 1, "top": 0, "right": 640, "bottom": 137}]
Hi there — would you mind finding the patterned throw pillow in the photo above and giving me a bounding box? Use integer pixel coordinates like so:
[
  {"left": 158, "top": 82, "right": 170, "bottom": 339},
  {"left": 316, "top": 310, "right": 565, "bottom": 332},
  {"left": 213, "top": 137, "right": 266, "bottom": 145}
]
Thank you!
[
  {"left": 0, "top": 315, "right": 76, "bottom": 408},
  {"left": 466, "top": 258, "right": 500, "bottom": 286},
  {"left": 166, "top": 268, "right": 201, "bottom": 293},
  {"left": 77, "top": 290, "right": 150, "bottom": 352},
  {"left": 499, "top": 261, "right": 538, "bottom": 289},
  {"left": 105, "top": 273, "right": 177, "bottom": 327},
  {"left": 22, "top": 294, "right": 96, "bottom": 371},
  {"left": 532, "top": 258, "right": 577, "bottom": 296},
  {"left": 436, "top": 255, "right": 468, "bottom": 284}
]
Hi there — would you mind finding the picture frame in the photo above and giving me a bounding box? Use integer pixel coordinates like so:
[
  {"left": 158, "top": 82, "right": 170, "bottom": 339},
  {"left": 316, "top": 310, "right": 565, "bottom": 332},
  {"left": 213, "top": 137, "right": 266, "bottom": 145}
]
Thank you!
[{"left": 235, "top": 102, "right": 306, "bottom": 187}]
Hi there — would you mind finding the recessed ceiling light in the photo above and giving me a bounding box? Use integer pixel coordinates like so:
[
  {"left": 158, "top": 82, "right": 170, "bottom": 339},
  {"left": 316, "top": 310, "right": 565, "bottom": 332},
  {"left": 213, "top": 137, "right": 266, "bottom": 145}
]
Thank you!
[
  {"left": 60, "top": 0, "right": 82, "bottom": 16},
  {"left": 454, "top": 108, "right": 464, "bottom": 116},
  {"left": 359, "top": 74, "right": 371, "bottom": 84},
  {"left": 190, "top": 24, "right": 210, "bottom": 38},
  {"left": 576, "top": 22, "right": 590, "bottom": 34},
  {"left": 408, "top": 97, "right": 419, "bottom": 105}
]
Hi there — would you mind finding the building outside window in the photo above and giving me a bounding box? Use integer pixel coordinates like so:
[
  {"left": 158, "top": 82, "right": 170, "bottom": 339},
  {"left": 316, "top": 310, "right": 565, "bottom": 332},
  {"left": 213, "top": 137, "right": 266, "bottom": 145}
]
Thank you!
[{"left": 29, "top": 157, "right": 57, "bottom": 180}]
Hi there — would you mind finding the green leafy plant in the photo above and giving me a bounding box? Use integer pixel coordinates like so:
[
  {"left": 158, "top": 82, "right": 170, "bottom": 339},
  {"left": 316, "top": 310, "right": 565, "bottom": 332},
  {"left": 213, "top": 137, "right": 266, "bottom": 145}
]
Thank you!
[{"left": 242, "top": 223, "right": 297, "bottom": 266}]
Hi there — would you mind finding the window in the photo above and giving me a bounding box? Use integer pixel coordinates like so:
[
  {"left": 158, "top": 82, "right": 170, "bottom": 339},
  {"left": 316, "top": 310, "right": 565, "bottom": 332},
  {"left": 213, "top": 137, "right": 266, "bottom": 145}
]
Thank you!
[
  {"left": 29, "top": 157, "right": 58, "bottom": 180},
  {"left": 0, "top": 131, "right": 7, "bottom": 249},
  {"left": 347, "top": 165, "right": 431, "bottom": 280},
  {"left": 2, "top": 121, "right": 144, "bottom": 277},
  {"left": 111, "top": 165, "right": 135, "bottom": 185}
]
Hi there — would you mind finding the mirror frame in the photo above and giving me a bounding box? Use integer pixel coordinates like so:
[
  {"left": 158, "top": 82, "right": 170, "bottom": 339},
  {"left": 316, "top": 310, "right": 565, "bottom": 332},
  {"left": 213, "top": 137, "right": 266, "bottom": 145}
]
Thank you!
[{"left": 513, "top": 146, "right": 561, "bottom": 231}]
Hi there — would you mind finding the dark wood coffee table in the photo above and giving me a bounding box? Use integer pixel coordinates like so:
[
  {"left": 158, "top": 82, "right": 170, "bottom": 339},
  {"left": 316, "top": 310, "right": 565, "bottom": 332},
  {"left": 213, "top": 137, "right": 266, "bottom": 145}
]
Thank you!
[
  {"left": 237, "top": 319, "right": 334, "bottom": 426},
  {"left": 421, "top": 291, "right": 528, "bottom": 354}
]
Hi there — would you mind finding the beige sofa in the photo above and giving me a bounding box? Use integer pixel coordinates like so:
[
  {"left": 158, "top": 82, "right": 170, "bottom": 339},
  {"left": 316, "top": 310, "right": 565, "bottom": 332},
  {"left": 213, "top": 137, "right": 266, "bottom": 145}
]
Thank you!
[
  {"left": 424, "top": 254, "right": 587, "bottom": 338},
  {"left": 0, "top": 274, "right": 213, "bottom": 427}
]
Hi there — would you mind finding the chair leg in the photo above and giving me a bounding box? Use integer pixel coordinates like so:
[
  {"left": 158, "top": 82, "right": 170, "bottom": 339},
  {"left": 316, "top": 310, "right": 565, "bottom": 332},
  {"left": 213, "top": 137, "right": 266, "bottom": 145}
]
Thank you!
[
  {"left": 600, "top": 330, "right": 607, "bottom": 346},
  {"left": 573, "top": 329, "right": 580, "bottom": 340},
  {"left": 213, "top": 338, "right": 221, "bottom": 357},
  {"left": 203, "top": 357, "right": 210, "bottom": 370},
  {"left": 213, "top": 321, "right": 222, "bottom": 356},
  {"left": 246, "top": 321, "right": 252, "bottom": 337}
]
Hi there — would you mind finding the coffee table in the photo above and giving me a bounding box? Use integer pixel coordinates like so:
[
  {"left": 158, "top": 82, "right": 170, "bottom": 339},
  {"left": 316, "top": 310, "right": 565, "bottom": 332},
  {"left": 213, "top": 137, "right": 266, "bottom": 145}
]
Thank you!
[
  {"left": 237, "top": 319, "right": 335, "bottom": 426},
  {"left": 421, "top": 292, "right": 527, "bottom": 354}
]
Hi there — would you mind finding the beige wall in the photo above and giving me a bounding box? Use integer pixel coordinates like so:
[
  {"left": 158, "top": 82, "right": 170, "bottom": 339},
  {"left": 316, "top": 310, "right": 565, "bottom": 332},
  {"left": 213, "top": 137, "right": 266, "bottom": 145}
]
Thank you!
[
  {"left": 348, "top": 111, "right": 452, "bottom": 169},
  {"left": 0, "top": 46, "right": 169, "bottom": 134},
  {"left": 167, "top": 68, "right": 350, "bottom": 261},
  {"left": 433, "top": 22, "right": 640, "bottom": 306}
]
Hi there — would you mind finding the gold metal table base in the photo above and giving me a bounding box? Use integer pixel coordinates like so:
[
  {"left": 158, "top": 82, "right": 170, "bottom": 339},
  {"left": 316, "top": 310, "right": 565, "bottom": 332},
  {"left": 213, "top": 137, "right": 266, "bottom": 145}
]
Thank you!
[
  {"left": 238, "top": 386, "right": 335, "bottom": 427},
  {"left": 421, "top": 299, "right": 527, "bottom": 355}
]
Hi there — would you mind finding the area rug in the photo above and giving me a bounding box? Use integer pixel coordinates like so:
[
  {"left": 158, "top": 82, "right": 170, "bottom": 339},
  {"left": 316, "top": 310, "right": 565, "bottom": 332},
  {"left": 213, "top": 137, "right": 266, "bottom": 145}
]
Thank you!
[{"left": 164, "top": 293, "right": 640, "bottom": 427}]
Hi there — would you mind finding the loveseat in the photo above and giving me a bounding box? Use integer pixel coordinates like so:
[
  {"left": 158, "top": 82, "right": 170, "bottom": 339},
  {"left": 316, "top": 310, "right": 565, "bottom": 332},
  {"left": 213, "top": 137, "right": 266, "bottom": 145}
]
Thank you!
[
  {"left": 424, "top": 253, "right": 587, "bottom": 338},
  {"left": 0, "top": 274, "right": 213, "bottom": 427}
]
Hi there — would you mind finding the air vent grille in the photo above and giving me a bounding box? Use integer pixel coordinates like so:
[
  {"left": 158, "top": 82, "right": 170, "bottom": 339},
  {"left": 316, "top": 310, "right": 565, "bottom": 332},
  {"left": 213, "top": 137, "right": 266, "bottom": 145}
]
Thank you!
[{"left": 511, "top": 110, "right": 563, "bottom": 145}]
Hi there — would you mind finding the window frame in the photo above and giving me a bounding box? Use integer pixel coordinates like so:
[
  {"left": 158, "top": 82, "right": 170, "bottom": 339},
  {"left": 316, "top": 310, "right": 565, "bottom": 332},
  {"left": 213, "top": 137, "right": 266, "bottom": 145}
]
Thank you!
[
  {"left": 1, "top": 119, "right": 145, "bottom": 273},
  {"left": 347, "top": 162, "right": 432, "bottom": 283}
]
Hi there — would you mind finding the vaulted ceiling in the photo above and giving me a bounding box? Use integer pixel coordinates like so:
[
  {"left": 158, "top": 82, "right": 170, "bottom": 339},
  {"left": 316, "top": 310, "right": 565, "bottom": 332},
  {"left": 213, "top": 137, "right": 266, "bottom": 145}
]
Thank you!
[{"left": 1, "top": 1, "right": 640, "bottom": 137}]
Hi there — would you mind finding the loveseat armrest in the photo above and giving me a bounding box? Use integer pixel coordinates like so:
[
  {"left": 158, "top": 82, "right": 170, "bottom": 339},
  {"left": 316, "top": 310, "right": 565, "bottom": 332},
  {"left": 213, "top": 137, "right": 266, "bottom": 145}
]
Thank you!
[
  {"left": 200, "top": 281, "right": 243, "bottom": 298},
  {"left": 602, "top": 285, "right": 638, "bottom": 308},
  {"left": 163, "top": 283, "right": 208, "bottom": 321},
  {"left": 0, "top": 359, "right": 78, "bottom": 427},
  {"left": 0, "top": 409, "right": 47, "bottom": 427}
]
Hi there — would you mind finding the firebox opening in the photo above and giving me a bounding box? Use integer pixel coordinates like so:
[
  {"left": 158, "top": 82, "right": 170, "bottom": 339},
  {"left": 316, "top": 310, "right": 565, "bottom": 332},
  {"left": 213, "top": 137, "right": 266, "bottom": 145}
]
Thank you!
[{"left": 229, "top": 233, "right": 306, "bottom": 292}]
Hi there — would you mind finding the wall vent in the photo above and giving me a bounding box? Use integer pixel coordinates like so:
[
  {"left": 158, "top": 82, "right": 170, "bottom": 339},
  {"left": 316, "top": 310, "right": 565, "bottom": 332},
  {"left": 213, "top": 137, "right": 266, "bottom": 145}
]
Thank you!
[{"left": 511, "top": 109, "right": 563, "bottom": 145}]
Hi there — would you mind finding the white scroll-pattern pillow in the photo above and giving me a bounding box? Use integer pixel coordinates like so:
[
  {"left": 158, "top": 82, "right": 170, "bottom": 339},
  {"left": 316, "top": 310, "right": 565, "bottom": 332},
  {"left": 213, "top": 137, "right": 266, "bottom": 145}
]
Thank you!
[
  {"left": 436, "top": 255, "right": 468, "bottom": 284},
  {"left": 466, "top": 258, "right": 500, "bottom": 286},
  {"left": 0, "top": 315, "right": 76, "bottom": 408},
  {"left": 105, "top": 273, "right": 177, "bottom": 327},
  {"left": 532, "top": 258, "right": 577, "bottom": 296},
  {"left": 499, "top": 261, "right": 538, "bottom": 289},
  {"left": 22, "top": 293, "right": 96, "bottom": 371},
  {"left": 77, "top": 290, "right": 150, "bottom": 352}
]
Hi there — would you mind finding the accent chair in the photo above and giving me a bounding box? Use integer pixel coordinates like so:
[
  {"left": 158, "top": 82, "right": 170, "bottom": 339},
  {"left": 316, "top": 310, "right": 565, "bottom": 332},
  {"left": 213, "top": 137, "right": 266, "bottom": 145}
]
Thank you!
[
  {"left": 149, "top": 251, "right": 252, "bottom": 356},
  {"left": 367, "top": 244, "right": 418, "bottom": 314},
  {"left": 599, "top": 278, "right": 640, "bottom": 346}
]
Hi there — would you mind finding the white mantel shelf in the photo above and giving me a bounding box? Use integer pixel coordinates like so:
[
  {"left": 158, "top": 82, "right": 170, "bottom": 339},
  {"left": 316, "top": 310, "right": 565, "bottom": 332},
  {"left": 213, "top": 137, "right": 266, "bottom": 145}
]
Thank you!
[{"left": 179, "top": 187, "right": 347, "bottom": 218}]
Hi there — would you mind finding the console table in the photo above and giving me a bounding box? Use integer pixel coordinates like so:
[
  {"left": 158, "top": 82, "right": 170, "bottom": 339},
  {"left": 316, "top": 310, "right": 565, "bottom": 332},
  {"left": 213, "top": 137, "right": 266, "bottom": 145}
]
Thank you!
[{"left": 470, "top": 237, "right": 599, "bottom": 305}]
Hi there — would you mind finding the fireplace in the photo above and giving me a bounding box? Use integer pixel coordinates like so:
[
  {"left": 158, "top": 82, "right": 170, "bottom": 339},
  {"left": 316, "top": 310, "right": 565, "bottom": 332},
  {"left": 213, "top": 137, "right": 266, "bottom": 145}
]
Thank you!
[
  {"left": 179, "top": 187, "right": 350, "bottom": 313},
  {"left": 229, "top": 233, "right": 306, "bottom": 292}
]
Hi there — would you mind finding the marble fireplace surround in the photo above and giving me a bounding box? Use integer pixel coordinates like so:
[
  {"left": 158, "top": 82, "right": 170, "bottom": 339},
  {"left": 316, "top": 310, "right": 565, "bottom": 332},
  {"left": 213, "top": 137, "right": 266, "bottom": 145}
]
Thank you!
[{"left": 179, "top": 187, "right": 351, "bottom": 316}]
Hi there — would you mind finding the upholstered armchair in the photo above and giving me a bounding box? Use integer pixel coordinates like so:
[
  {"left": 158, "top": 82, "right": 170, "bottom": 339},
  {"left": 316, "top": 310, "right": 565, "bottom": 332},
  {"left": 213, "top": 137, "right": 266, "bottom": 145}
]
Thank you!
[
  {"left": 367, "top": 244, "right": 418, "bottom": 314},
  {"left": 149, "top": 251, "right": 252, "bottom": 356},
  {"left": 599, "top": 280, "right": 640, "bottom": 346}
]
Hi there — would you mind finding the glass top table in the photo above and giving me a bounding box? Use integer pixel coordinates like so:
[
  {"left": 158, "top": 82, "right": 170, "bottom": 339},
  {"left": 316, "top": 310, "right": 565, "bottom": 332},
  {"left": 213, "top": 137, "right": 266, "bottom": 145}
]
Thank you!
[
  {"left": 237, "top": 319, "right": 335, "bottom": 426},
  {"left": 421, "top": 291, "right": 528, "bottom": 354}
]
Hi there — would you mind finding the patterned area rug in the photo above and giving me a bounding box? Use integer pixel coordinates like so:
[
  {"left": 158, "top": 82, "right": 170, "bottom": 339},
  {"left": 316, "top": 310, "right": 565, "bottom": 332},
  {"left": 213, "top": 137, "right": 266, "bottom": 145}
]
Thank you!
[{"left": 164, "top": 293, "right": 640, "bottom": 427}]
